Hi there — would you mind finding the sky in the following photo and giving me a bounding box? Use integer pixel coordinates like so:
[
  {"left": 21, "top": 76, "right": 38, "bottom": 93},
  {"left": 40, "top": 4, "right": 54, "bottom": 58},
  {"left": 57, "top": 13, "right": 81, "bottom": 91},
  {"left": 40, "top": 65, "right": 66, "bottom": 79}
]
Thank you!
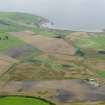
[{"left": 0, "top": 0, "right": 105, "bottom": 31}]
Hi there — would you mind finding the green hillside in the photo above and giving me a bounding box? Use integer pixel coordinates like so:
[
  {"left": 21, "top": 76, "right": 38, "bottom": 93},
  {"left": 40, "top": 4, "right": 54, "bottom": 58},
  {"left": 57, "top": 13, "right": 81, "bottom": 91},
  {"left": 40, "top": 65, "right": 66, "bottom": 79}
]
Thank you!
[
  {"left": 0, "top": 12, "right": 69, "bottom": 37},
  {"left": 0, "top": 12, "right": 46, "bottom": 31}
]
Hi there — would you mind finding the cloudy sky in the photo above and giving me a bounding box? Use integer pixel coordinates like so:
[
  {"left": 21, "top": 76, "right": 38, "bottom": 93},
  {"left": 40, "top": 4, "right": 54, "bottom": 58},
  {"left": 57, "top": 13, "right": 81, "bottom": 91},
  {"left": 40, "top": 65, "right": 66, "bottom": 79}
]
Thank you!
[{"left": 0, "top": 0, "right": 105, "bottom": 31}]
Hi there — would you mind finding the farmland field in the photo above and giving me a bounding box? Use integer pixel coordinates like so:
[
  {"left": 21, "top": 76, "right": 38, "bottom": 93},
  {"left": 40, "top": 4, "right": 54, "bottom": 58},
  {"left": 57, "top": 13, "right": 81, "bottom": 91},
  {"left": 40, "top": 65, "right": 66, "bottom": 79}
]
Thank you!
[
  {"left": 0, "top": 32, "right": 24, "bottom": 52},
  {"left": 75, "top": 35, "right": 105, "bottom": 50},
  {"left": 0, "top": 96, "right": 52, "bottom": 105}
]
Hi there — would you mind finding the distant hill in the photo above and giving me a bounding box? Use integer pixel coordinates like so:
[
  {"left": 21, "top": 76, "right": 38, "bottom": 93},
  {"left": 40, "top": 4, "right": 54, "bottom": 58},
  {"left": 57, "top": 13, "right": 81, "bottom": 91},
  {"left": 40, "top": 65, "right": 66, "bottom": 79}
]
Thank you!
[{"left": 0, "top": 12, "right": 48, "bottom": 31}]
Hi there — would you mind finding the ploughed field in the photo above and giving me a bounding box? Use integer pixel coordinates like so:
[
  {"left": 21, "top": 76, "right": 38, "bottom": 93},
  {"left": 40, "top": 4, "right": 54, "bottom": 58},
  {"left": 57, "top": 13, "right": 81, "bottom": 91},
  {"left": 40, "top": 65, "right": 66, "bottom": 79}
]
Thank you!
[{"left": 1, "top": 12, "right": 105, "bottom": 105}]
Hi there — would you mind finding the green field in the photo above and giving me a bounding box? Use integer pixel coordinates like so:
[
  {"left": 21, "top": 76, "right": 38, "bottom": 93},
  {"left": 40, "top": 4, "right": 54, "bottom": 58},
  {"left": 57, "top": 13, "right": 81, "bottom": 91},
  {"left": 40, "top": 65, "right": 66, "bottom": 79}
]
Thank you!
[
  {"left": 0, "top": 32, "right": 24, "bottom": 52},
  {"left": 0, "top": 96, "right": 51, "bottom": 105},
  {"left": 0, "top": 12, "right": 45, "bottom": 32},
  {"left": 33, "top": 27, "right": 69, "bottom": 38},
  {"left": 96, "top": 71, "right": 105, "bottom": 78},
  {"left": 75, "top": 35, "right": 105, "bottom": 50},
  {"left": 0, "top": 12, "right": 70, "bottom": 38},
  {"left": 0, "top": 12, "right": 43, "bottom": 25}
]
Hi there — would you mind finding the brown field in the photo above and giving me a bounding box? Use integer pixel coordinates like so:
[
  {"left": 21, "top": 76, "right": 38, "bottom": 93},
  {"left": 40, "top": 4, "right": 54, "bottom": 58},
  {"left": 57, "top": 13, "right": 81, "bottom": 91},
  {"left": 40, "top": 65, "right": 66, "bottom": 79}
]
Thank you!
[
  {"left": 65, "top": 32, "right": 89, "bottom": 43},
  {"left": 10, "top": 32, "right": 75, "bottom": 57}
]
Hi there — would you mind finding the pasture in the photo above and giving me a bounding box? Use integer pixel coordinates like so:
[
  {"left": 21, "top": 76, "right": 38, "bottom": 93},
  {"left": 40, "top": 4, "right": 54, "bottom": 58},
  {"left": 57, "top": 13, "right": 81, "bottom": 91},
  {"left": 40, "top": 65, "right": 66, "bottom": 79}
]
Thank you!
[
  {"left": 75, "top": 35, "right": 105, "bottom": 50},
  {"left": 0, "top": 96, "right": 51, "bottom": 105},
  {"left": 0, "top": 32, "right": 24, "bottom": 52}
]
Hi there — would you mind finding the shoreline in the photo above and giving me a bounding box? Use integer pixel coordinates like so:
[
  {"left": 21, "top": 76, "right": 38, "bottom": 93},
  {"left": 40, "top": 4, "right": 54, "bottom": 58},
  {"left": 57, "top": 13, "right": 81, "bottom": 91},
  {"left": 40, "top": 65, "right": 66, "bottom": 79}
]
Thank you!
[{"left": 41, "top": 21, "right": 103, "bottom": 33}]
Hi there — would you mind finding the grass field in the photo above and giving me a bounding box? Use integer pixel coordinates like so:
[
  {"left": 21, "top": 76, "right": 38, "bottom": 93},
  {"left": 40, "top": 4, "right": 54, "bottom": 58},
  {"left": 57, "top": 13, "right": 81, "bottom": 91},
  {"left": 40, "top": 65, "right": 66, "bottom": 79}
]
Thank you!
[
  {"left": 75, "top": 35, "right": 105, "bottom": 50},
  {"left": 96, "top": 71, "right": 105, "bottom": 78},
  {"left": 33, "top": 27, "right": 70, "bottom": 38},
  {"left": 0, "top": 12, "right": 45, "bottom": 32},
  {"left": 0, "top": 96, "right": 51, "bottom": 105},
  {"left": 0, "top": 32, "right": 24, "bottom": 52},
  {"left": 0, "top": 12, "right": 44, "bottom": 25}
]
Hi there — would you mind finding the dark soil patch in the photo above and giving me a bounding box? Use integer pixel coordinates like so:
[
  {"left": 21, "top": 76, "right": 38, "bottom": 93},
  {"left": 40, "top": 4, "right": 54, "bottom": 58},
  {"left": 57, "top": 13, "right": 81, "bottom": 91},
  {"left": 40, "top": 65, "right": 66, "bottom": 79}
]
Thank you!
[
  {"left": 85, "top": 93, "right": 105, "bottom": 101},
  {"left": 54, "top": 89, "right": 74, "bottom": 102},
  {"left": 5, "top": 44, "right": 40, "bottom": 59}
]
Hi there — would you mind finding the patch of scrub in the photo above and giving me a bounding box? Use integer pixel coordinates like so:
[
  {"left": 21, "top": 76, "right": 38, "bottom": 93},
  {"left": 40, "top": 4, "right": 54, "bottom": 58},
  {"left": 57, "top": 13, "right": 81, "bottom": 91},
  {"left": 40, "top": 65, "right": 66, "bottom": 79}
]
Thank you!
[{"left": 5, "top": 44, "right": 40, "bottom": 59}]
